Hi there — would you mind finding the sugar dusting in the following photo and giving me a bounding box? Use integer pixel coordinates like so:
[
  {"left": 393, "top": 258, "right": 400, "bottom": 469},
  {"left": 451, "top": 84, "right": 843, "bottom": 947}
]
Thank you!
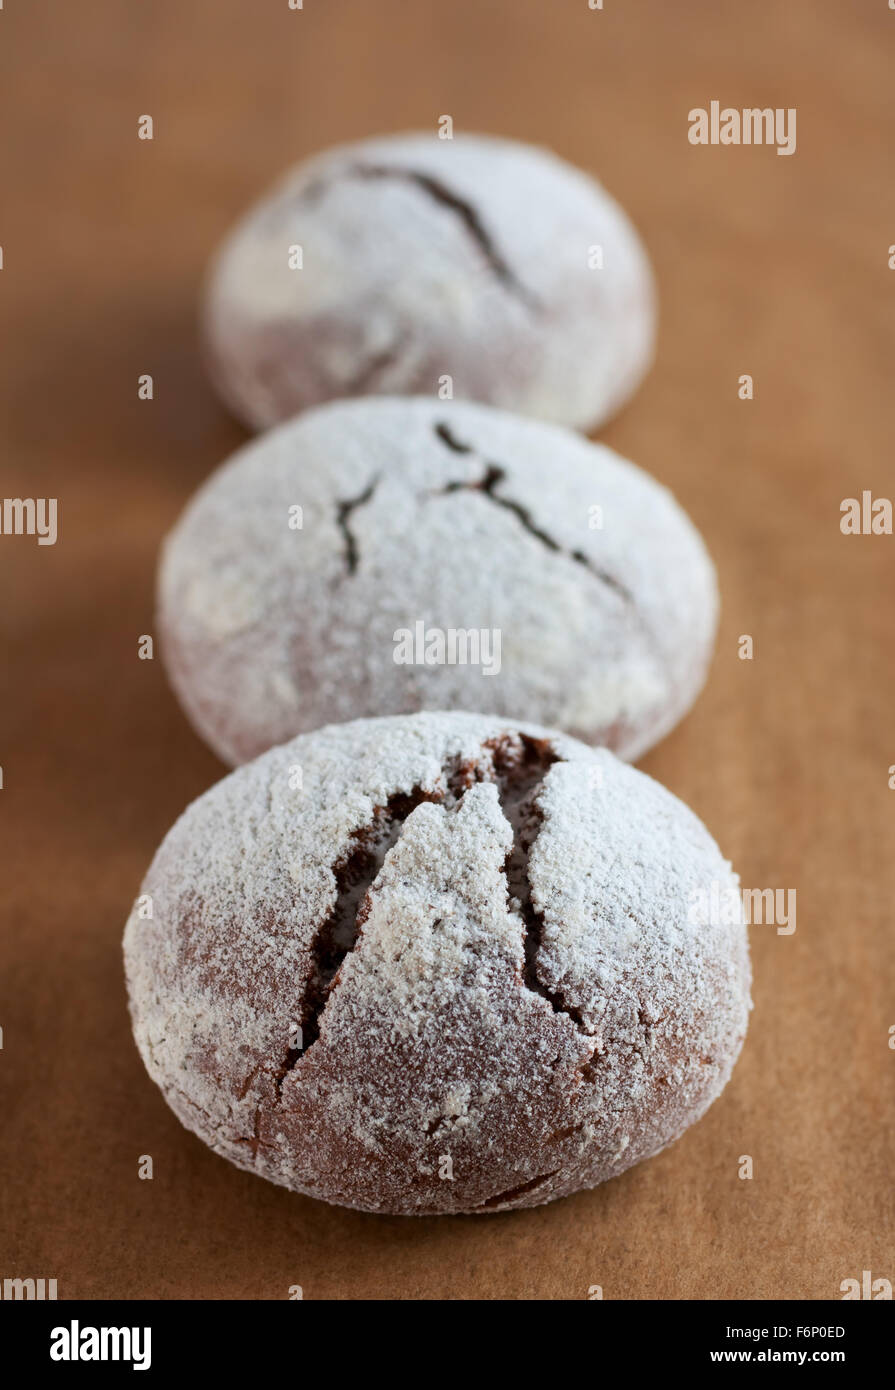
[
  {"left": 124, "top": 711, "right": 751, "bottom": 1215},
  {"left": 202, "top": 131, "right": 656, "bottom": 432},
  {"left": 158, "top": 396, "right": 718, "bottom": 766}
]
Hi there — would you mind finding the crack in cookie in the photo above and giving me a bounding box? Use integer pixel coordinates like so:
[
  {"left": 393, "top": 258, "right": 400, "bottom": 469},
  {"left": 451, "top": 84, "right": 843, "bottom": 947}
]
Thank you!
[
  {"left": 335, "top": 475, "right": 379, "bottom": 575},
  {"left": 304, "top": 163, "right": 541, "bottom": 311},
  {"left": 432, "top": 423, "right": 635, "bottom": 606}
]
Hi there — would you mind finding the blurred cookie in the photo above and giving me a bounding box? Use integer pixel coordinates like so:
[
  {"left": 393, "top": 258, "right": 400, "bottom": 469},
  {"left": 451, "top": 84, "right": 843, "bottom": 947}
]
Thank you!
[
  {"left": 158, "top": 396, "right": 717, "bottom": 765},
  {"left": 203, "top": 132, "right": 656, "bottom": 431}
]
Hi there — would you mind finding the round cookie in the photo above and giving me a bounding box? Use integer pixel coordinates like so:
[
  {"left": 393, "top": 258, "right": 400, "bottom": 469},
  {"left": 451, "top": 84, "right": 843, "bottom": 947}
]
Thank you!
[
  {"left": 202, "top": 131, "right": 656, "bottom": 431},
  {"left": 158, "top": 396, "right": 718, "bottom": 766},
  {"left": 124, "top": 711, "right": 751, "bottom": 1216}
]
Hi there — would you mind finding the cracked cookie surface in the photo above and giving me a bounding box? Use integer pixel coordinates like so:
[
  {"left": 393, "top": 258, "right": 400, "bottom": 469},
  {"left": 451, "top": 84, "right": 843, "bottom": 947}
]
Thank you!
[
  {"left": 123, "top": 710, "right": 751, "bottom": 1216},
  {"left": 158, "top": 396, "right": 718, "bottom": 766},
  {"left": 202, "top": 131, "right": 656, "bottom": 431}
]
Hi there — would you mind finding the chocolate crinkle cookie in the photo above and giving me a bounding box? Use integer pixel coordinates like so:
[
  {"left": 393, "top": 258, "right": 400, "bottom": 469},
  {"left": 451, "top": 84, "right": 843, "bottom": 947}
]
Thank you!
[
  {"left": 158, "top": 396, "right": 718, "bottom": 766},
  {"left": 124, "top": 711, "right": 751, "bottom": 1216},
  {"left": 202, "top": 131, "right": 656, "bottom": 432}
]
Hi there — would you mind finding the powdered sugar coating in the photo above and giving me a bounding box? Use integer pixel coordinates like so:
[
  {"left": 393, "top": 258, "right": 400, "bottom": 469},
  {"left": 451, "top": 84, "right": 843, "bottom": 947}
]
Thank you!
[
  {"left": 123, "top": 711, "right": 751, "bottom": 1215},
  {"left": 158, "top": 396, "right": 718, "bottom": 766},
  {"left": 203, "top": 131, "right": 656, "bottom": 431}
]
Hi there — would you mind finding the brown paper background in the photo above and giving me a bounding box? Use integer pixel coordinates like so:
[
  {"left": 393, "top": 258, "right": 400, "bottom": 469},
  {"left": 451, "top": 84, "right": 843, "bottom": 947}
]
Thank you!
[{"left": 1, "top": 0, "right": 893, "bottom": 1300}]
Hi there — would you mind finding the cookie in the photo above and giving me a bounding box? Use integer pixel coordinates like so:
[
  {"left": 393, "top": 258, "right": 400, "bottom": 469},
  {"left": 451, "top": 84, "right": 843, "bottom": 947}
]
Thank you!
[
  {"left": 124, "top": 711, "right": 751, "bottom": 1215},
  {"left": 158, "top": 396, "right": 718, "bottom": 765},
  {"left": 203, "top": 132, "right": 656, "bottom": 431}
]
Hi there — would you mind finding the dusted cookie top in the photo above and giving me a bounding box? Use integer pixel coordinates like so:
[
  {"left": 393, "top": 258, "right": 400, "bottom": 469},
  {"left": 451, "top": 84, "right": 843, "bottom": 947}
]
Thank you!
[
  {"left": 203, "top": 131, "right": 656, "bottom": 431},
  {"left": 158, "top": 396, "right": 718, "bottom": 766},
  {"left": 124, "top": 712, "right": 750, "bottom": 1216}
]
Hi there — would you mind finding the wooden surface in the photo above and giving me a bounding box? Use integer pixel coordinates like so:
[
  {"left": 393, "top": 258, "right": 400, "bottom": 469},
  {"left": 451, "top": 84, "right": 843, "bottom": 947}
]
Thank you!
[{"left": 2, "top": 0, "right": 894, "bottom": 1300}]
